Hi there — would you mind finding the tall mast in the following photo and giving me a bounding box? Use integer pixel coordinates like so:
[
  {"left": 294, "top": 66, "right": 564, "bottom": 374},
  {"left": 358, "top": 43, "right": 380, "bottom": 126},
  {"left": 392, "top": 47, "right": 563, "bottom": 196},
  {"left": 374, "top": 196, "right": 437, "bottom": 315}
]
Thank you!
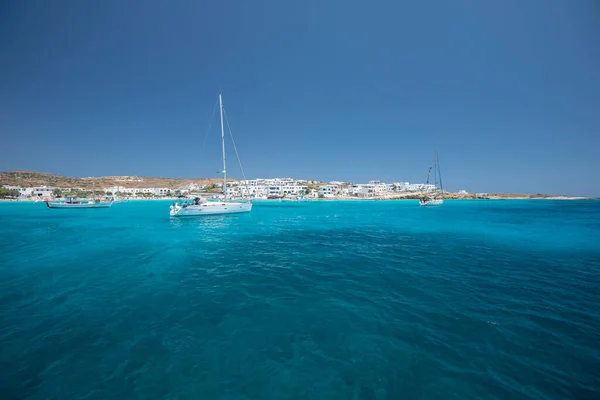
[
  {"left": 436, "top": 150, "right": 444, "bottom": 197},
  {"left": 433, "top": 150, "right": 438, "bottom": 189},
  {"left": 219, "top": 94, "right": 227, "bottom": 200}
]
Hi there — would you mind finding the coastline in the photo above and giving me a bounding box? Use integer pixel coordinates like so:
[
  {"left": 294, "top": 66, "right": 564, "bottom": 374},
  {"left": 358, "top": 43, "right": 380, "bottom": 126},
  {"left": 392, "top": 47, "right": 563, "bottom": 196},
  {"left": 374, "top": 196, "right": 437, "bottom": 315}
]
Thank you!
[{"left": 2, "top": 196, "right": 593, "bottom": 203}]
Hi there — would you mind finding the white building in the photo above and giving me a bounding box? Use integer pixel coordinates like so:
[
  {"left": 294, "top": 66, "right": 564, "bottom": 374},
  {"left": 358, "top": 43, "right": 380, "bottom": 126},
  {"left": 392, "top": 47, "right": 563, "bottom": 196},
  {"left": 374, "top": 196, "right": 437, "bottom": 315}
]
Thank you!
[
  {"left": 19, "top": 187, "right": 34, "bottom": 197},
  {"left": 392, "top": 182, "right": 410, "bottom": 192},
  {"left": 281, "top": 183, "right": 308, "bottom": 195},
  {"left": 356, "top": 185, "right": 376, "bottom": 197},
  {"left": 178, "top": 184, "right": 206, "bottom": 194},
  {"left": 318, "top": 185, "right": 339, "bottom": 197},
  {"left": 2, "top": 185, "right": 30, "bottom": 197},
  {"left": 347, "top": 182, "right": 388, "bottom": 197},
  {"left": 409, "top": 183, "right": 436, "bottom": 192},
  {"left": 2, "top": 185, "right": 20, "bottom": 190},
  {"left": 104, "top": 186, "right": 127, "bottom": 194},
  {"left": 234, "top": 178, "right": 307, "bottom": 197},
  {"left": 152, "top": 188, "right": 171, "bottom": 196},
  {"left": 239, "top": 185, "right": 267, "bottom": 198},
  {"left": 392, "top": 182, "right": 436, "bottom": 192},
  {"left": 2, "top": 185, "right": 62, "bottom": 198},
  {"left": 373, "top": 183, "right": 388, "bottom": 194},
  {"left": 32, "top": 186, "right": 54, "bottom": 198}
]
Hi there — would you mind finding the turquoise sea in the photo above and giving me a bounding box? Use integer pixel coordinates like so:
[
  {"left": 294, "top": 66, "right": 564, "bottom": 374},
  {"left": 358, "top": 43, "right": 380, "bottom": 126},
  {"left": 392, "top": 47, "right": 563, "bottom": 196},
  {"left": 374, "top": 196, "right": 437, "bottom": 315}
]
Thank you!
[{"left": 1, "top": 200, "right": 599, "bottom": 399}]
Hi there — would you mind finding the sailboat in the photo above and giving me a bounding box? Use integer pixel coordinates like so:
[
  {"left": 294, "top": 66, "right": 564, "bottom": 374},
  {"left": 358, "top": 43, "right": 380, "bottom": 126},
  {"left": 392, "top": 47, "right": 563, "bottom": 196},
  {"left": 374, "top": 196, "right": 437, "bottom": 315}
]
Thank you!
[
  {"left": 170, "top": 94, "right": 252, "bottom": 217},
  {"left": 419, "top": 150, "right": 444, "bottom": 206}
]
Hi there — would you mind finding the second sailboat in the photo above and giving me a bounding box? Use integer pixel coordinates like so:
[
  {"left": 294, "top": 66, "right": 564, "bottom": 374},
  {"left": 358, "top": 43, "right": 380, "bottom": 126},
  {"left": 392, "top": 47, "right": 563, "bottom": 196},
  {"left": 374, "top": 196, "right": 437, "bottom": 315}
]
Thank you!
[{"left": 419, "top": 150, "right": 444, "bottom": 206}]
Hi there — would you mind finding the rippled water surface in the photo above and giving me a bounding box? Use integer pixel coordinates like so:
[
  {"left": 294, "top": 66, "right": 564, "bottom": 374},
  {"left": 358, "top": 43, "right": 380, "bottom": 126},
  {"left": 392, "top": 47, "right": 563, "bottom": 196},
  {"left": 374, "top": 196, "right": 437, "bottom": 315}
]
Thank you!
[{"left": 1, "top": 200, "right": 599, "bottom": 399}]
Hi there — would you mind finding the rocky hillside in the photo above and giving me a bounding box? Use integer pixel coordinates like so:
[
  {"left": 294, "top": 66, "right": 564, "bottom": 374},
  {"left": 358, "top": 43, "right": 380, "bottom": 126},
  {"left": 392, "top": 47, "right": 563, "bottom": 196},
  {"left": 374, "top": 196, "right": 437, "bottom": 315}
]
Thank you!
[{"left": 0, "top": 171, "right": 229, "bottom": 190}]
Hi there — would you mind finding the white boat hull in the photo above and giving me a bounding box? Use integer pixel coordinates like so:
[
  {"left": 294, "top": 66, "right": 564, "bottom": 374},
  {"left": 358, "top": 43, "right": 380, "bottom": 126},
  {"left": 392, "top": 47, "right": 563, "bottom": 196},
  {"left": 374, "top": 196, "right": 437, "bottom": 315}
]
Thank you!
[
  {"left": 47, "top": 200, "right": 113, "bottom": 208},
  {"left": 170, "top": 201, "right": 252, "bottom": 217},
  {"left": 419, "top": 199, "right": 444, "bottom": 206}
]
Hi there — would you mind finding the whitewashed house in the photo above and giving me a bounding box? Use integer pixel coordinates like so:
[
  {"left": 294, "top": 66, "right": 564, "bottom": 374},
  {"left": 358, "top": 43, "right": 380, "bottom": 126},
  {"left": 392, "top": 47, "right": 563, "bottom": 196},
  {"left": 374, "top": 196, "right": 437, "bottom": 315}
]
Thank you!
[
  {"left": 104, "top": 186, "right": 126, "bottom": 194},
  {"left": 32, "top": 186, "right": 54, "bottom": 198},
  {"left": 318, "top": 185, "right": 338, "bottom": 197}
]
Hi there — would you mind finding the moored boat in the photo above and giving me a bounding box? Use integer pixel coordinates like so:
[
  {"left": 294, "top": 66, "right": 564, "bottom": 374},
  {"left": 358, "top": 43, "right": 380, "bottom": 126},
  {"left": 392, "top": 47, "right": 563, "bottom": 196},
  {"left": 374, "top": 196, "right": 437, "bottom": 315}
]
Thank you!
[
  {"left": 171, "top": 197, "right": 252, "bottom": 216},
  {"left": 420, "top": 150, "right": 444, "bottom": 206},
  {"left": 46, "top": 196, "right": 113, "bottom": 208},
  {"left": 170, "top": 94, "right": 252, "bottom": 217}
]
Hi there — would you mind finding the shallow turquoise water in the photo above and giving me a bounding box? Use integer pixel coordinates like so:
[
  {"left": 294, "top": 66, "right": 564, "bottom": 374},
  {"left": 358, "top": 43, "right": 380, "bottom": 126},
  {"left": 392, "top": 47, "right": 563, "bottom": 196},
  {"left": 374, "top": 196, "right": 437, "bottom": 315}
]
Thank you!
[{"left": 1, "top": 200, "right": 599, "bottom": 399}]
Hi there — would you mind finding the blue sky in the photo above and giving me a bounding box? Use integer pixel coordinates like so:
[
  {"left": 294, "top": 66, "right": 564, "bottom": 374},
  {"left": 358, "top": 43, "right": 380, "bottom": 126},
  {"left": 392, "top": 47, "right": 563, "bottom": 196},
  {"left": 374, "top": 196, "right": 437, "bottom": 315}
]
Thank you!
[{"left": 1, "top": 1, "right": 599, "bottom": 196}]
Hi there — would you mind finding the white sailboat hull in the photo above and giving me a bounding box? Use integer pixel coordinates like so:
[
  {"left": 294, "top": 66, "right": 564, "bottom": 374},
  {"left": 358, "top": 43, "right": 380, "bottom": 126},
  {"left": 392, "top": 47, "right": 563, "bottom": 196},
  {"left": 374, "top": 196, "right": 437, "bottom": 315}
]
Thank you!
[
  {"left": 419, "top": 199, "right": 444, "bottom": 206},
  {"left": 170, "top": 201, "right": 252, "bottom": 217}
]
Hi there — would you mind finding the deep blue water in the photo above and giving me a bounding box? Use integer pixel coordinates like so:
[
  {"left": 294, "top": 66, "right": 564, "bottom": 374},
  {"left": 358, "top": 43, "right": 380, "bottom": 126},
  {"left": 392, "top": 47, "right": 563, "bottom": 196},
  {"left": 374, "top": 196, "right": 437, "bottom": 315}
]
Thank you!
[{"left": 1, "top": 200, "right": 599, "bottom": 399}]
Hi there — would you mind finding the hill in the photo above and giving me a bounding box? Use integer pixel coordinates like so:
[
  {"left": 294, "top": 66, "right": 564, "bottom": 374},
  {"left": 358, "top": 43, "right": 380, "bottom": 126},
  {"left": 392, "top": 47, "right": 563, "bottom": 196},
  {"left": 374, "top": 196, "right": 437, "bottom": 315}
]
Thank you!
[{"left": 0, "top": 171, "right": 228, "bottom": 190}]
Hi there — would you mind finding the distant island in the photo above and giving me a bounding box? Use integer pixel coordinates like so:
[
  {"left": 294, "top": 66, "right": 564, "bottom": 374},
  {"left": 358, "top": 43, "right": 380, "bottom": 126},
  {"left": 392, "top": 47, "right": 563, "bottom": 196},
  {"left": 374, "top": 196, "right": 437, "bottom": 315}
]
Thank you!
[{"left": 0, "top": 170, "right": 591, "bottom": 200}]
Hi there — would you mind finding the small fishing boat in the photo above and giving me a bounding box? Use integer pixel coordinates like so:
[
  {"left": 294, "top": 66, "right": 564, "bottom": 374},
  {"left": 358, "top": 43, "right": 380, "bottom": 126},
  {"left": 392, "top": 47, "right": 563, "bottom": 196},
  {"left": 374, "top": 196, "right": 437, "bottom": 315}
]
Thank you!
[
  {"left": 420, "top": 150, "right": 444, "bottom": 206},
  {"left": 46, "top": 196, "right": 113, "bottom": 208}
]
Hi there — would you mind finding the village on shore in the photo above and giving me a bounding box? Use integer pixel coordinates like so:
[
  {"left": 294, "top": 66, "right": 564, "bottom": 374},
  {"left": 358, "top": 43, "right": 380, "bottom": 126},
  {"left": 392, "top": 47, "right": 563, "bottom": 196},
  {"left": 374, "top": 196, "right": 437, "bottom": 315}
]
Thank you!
[
  {"left": 0, "top": 174, "right": 587, "bottom": 201},
  {"left": 1, "top": 178, "right": 444, "bottom": 200}
]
